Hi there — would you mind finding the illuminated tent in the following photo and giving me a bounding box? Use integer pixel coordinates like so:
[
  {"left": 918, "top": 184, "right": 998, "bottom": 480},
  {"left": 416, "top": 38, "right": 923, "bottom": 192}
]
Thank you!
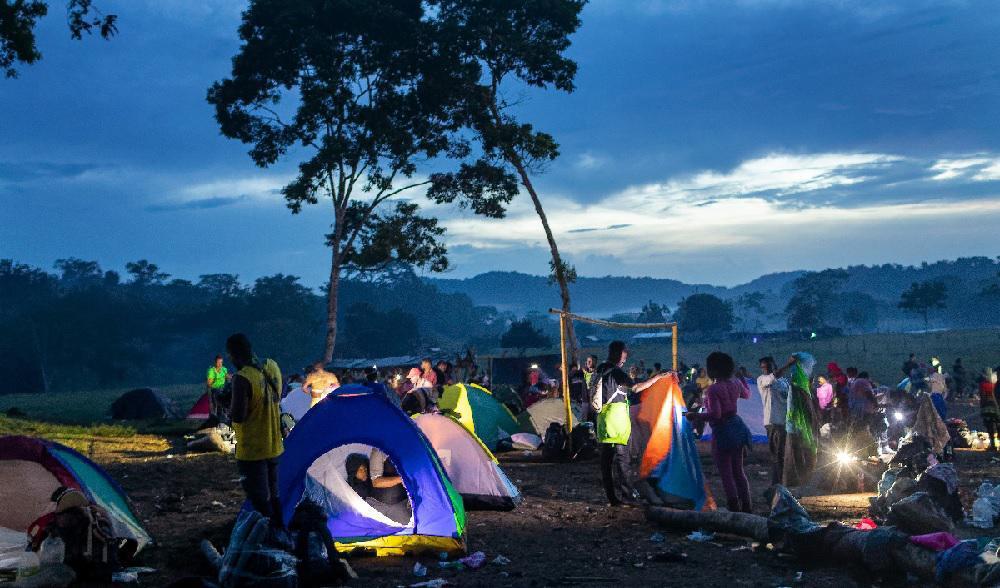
[
  {"left": 634, "top": 375, "right": 712, "bottom": 511},
  {"left": 277, "top": 385, "right": 465, "bottom": 556},
  {"left": 525, "top": 398, "right": 584, "bottom": 436},
  {"left": 413, "top": 413, "right": 521, "bottom": 511},
  {"left": 0, "top": 436, "right": 152, "bottom": 551},
  {"left": 438, "top": 383, "right": 522, "bottom": 451}
]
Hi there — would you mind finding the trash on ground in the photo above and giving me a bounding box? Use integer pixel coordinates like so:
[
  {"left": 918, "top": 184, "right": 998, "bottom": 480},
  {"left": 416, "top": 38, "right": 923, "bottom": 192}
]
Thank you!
[
  {"left": 649, "top": 532, "right": 665, "bottom": 543},
  {"left": 413, "top": 562, "right": 428, "bottom": 577},
  {"left": 686, "top": 531, "right": 715, "bottom": 542}
]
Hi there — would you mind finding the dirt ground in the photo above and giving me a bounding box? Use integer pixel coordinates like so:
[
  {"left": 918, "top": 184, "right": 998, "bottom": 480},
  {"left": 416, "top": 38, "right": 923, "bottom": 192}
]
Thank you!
[{"left": 79, "top": 396, "right": 993, "bottom": 588}]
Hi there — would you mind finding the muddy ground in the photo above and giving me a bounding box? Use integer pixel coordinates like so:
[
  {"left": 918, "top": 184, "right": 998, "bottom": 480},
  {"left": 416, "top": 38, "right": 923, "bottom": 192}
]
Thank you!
[{"left": 92, "top": 398, "right": 995, "bottom": 587}]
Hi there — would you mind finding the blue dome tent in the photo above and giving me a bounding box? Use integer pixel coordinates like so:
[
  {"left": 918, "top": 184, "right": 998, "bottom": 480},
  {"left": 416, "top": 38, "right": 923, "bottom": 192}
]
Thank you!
[{"left": 277, "top": 385, "right": 466, "bottom": 556}]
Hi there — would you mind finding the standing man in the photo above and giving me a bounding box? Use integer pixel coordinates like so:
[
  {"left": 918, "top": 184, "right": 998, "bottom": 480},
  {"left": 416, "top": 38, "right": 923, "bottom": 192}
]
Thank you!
[
  {"left": 592, "top": 341, "right": 663, "bottom": 506},
  {"left": 758, "top": 356, "right": 790, "bottom": 488},
  {"left": 206, "top": 354, "right": 231, "bottom": 422},
  {"left": 902, "top": 353, "right": 918, "bottom": 379},
  {"left": 950, "top": 358, "right": 966, "bottom": 400},
  {"left": 227, "top": 333, "right": 283, "bottom": 523},
  {"left": 304, "top": 361, "right": 340, "bottom": 407}
]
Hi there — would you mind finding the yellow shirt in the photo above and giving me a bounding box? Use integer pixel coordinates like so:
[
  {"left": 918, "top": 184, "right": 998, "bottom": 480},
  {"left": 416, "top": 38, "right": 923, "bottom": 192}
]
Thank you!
[{"left": 233, "top": 359, "right": 284, "bottom": 461}]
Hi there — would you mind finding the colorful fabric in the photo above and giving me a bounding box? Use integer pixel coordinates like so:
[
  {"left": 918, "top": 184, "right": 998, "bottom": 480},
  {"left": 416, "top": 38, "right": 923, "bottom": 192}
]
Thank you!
[
  {"left": 786, "top": 356, "right": 818, "bottom": 450},
  {"left": 910, "top": 532, "right": 959, "bottom": 552}
]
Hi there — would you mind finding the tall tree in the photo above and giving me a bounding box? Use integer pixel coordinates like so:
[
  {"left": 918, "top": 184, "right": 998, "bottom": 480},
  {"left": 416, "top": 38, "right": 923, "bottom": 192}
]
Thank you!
[
  {"left": 125, "top": 259, "right": 169, "bottom": 286},
  {"left": 429, "top": 0, "right": 586, "bottom": 358},
  {"left": 500, "top": 318, "right": 551, "bottom": 355},
  {"left": 785, "top": 269, "right": 849, "bottom": 331},
  {"left": 674, "top": 293, "right": 734, "bottom": 336},
  {"left": 1, "top": 0, "right": 117, "bottom": 78},
  {"left": 208, "top": 0, "right": 498, "bottom": 362},
  {"left": 899, "top": 280, "right": 948, "bottom": 330}
]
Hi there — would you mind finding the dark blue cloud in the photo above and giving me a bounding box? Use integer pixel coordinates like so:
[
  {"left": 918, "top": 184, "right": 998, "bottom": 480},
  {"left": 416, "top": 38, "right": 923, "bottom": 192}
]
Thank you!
[{"left": 0, "top": 0, "right": 999, "bottom": 286}]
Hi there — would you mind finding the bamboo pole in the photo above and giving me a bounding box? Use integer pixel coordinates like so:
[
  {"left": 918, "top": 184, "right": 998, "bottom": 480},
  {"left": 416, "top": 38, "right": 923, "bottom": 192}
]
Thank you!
[
  {"left": 672, "top": 324, "right": 678, "bottom": 371},
  {"left": 559, "top": 313, "right": 573, "bottom": 450}
]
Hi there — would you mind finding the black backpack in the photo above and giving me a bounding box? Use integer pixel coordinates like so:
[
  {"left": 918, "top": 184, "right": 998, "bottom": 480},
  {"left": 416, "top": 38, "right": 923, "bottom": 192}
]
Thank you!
[
  {"left": 542, "top": 422, "right": 568, "bottom": 460},
  {"left": 570, "top": 422, "right": 599, "bottom": 461}
]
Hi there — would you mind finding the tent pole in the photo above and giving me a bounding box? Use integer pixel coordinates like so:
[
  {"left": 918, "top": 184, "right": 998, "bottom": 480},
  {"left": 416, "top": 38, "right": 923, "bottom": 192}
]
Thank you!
[
  {"left": 559, "top": 312, "right": 573, "bottom": 450},
  {"left": 672, "top": 324, "right": 678, "bottom": 371}
]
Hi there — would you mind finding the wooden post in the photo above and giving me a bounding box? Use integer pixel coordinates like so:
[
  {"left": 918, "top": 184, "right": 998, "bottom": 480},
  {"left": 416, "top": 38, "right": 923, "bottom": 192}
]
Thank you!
[
  {"left": 672, "top": 324, "right": 678, "bottom": 371},
  {"left": 559, "top": 312, "right": 573, "bottom": 448}
]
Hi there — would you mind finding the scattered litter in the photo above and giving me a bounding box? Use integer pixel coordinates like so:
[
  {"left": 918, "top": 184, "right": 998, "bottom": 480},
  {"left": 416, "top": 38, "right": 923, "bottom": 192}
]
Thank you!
[
  {"left": 211, "top": 500, "right": 225, "bottom": 507},
  {"left": 853, "top": 517, "right": 877, "bottom": 530},
  {"left": 166, "top": 454, "right": 174, "bottom": 459},
  {"left": 413, "top": 562, "right": 428, "bottom": 577},
  {"left": 491, "top": 555, "right": 511, "bottom": 566},
  {"left": 459, "top": 551, "right": 486, "bottom": 569},
  {"left": 438, "top": 560, "right": 464, "bottom": 570},
  {"left": 794, "top": 571, "right": 804, "bottom": 583},
  {"left": 633, "top": 562, "right": 645, "bottom": 568},
  {"left": 909, "top": 532, "right": 959, "bottom": 552},
  {"left": 438, "top": 552, "right": 450, "bottom": 561},
  {"left": 730, "top": 545, "right": 750, "bottom": 552},
  {"left": 686, "top": 531, "right": 715, "bottom": 542},
  {"left": 648, "top": 532, "right": 665, "bottom": 543},
  {"left": 407, "top": 579, "right": 449, "bottom": 588},
  {"left": 111, "top": 568, "right": 155, "bottom": 583}
]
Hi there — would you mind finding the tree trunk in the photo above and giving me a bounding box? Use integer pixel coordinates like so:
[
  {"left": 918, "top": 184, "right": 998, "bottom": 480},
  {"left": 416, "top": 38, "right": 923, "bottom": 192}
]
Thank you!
[
  {"left": 323, "top": 208, "right": 346, "bottom": 364},
  {"left": 508, "top": 156, "right": 579, "bottom": 361}
]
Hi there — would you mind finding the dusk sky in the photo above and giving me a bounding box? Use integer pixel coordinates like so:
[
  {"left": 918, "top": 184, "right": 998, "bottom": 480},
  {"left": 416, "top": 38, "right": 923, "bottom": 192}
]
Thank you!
[{"left": 2, "top": 0, "right": 999, "bottom": 288}]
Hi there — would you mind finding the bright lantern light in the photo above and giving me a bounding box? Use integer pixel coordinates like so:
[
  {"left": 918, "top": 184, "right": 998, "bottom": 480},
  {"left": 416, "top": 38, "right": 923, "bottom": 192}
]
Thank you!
[
  {"left": 836, "top": 451, "right": 854, "bottom": 465},
  {"left": 893, "top": 411, "right": 905, "bottom": 422}
]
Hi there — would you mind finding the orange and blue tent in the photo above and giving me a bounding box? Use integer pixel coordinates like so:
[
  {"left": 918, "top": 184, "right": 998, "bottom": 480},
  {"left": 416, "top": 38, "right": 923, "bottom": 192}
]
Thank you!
[{"left": 634, "top": 375, "right": 712, "bottom": 511}]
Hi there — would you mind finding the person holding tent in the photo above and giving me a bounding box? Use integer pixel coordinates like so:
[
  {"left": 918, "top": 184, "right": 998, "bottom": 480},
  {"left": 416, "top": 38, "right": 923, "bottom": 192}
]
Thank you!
[
  {"left": 592, "top": 340, "right": 666, "bottom": 506},
  {"left": 227, "top": 333, "right": 284, "bottom": 523},
  {"left": 688, "top": 352, "right": 753, "bottom": 512},
  {"left": 206, "top": 354, "right": 231, "bottom": 421},
  {"left": 783, "top": 353, "right": 821, "bottom": 488}
]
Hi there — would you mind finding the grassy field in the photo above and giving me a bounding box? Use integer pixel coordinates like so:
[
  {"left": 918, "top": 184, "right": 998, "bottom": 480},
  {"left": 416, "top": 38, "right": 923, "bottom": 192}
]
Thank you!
[
  {"left": 625, "top": 327, "right": 1000, "bottom": 385},
  {"left": 0, "top": 383, "right": 203, "bottom": 426}
]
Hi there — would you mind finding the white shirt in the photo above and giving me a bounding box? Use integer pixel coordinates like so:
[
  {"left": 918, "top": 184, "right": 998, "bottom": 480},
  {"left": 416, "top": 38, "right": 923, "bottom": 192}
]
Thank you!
[
  {"left": 757, "top": 373, "right": 786, "bottom": 426},
  {"left": 280, "top": 387, "right": 312, "bottom": 422},
  {"left": 929, "top": 372, "right": 948, "bottom": 394}
]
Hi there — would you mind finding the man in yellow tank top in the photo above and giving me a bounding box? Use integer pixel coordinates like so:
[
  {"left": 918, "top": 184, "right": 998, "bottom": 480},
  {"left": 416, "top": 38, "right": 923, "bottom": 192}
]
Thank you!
[{"left": 226, "top": 333, "right": 283, "bottom": 523}]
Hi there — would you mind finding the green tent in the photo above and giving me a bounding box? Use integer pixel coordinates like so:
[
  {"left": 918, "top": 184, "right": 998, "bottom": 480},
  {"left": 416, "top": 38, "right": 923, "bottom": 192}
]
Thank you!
[{"left": 438, "top": 383, "right": 522, "bottom": 451}]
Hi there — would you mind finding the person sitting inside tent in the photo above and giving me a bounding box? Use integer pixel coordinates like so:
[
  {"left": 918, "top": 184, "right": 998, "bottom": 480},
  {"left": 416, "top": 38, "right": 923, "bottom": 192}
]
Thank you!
[
  {"left": 345, "top": 453, "right": 410, "bottom": 524},
  {"left": 305, "top": 362, "right": 340, "bottom": 407},
  {"left": 688, "top": 352, "right": 753, "bottom": 513}
]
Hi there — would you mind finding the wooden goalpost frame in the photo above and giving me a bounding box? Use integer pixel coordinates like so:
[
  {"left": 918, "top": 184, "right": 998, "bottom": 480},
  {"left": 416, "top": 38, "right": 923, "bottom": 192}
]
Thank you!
[{"left": 547, "top": 308, "right": 678, "bottom": 448}]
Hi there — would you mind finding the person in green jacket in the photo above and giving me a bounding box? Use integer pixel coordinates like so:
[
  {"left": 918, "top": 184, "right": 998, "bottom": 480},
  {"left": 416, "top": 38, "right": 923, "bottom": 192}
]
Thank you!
[
  {"left": 206, "top": 354, "right": 230, "bottom": 420},
  {"left": 591, "top": 340, "right": 666, "bottom": 506}
]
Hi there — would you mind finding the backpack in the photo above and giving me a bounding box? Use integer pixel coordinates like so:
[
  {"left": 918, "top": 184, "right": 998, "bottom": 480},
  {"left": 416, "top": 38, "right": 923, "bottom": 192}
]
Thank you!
[
  {"left": 569, "top": 422, "right": 599, "bottom": 461},
  {"left": 542, "top": 422, "right": 568, "bottom": 461},
  {"left": 42, "top": 505, "right": 124, "bottom": 581},
  {"left": 219, "top": 510, "right": 297, "bottom": 588}
]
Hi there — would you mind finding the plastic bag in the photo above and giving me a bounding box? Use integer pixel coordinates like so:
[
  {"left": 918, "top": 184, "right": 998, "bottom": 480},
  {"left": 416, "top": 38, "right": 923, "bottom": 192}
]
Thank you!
[
  {"left": 769, "top": 485, "right": 819, "bottom": 535},
  {"left": 972, "top": 497, "right": 997, "bottom": 529},
  {"left": 219, "top": 510, "right": 297, "bottom": 588}
]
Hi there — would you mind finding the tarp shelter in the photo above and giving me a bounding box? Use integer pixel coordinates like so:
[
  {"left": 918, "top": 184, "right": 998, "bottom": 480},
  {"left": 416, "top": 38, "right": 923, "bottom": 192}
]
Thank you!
[
  {"left": 0, "top": 436, "right": 152, "bottom": 552},
  {"left": 438, "top": 383, "right": 522, "bottom": 451},
  {"left": 633, "top": 375, "right": 712, "bottom": 511},
  {"left": 486, "top": 354, "right": 562, "bottom": 388},
  {"left": 111, "top": 387, "right": 180, "bottom": 420},
  {"left": 277, "top": 385, "right": 465, "bottom": 556},
  {"left": 413, "top": 413, "right": 521, "bottom": 511},
  {"left": 525, "top": 398, "right": 584, "bottom": 436},
  {"left": 187, "top": 392, "right": 211, "bottom": 420},
  {"left": 699, "top": 377, "right": 767, "bottom": 444}
]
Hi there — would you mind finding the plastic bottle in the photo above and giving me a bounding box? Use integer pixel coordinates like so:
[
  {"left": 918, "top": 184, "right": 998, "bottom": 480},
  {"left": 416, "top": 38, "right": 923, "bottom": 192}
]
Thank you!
[
  {"left": 16, "top": 551, "right": 40, "bottom": 580},
  {"left": 39, "top": 536, "right": 65, "bottom": 565}
]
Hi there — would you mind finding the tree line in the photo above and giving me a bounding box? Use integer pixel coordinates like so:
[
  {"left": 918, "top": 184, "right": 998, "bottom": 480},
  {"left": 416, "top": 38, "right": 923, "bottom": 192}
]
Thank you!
[{"left": 0, "top": 258, "right": 507, "bottom": 394}]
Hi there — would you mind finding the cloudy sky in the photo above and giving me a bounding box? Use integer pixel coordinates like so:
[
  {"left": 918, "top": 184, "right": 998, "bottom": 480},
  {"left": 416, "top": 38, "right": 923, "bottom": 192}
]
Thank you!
[{"left": 2, "top": 0, "right": 999, "bottom": 287}]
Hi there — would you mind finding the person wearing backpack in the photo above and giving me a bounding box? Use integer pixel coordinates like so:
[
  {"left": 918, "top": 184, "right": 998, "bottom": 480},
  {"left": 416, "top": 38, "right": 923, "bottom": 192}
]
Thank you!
[
  {"left": 228, "top": 333, "right": 284, "bottom": 524},
  {"left": 591, "top": 340, "right": 666, "bottom": 506}
]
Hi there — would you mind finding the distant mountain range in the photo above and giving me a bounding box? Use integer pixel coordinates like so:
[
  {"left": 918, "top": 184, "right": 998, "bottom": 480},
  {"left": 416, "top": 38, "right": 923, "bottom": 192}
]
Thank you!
[{"left": 429, "top": 257, "right": 1000, "bottom": 331}]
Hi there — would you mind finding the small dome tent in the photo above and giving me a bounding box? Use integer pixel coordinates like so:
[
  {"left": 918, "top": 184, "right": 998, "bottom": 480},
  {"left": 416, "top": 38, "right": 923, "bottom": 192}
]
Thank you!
[
  {"left": 438, "top": 383, "right": 522, "bottom": 451},
  {"left": 525, "top": 398, "right": 584, "bottom": 436},
  {"left": 0, "top": 436, "right": 152, "bottom": 551},
  {"left": 111, "top": 387, "right": 180, "bottom": 420},
  {"left": 633, "top": 375, "right": 713, "bottom": 511},
  {"left": 186, "top": 392, "right": 212, "bottom": 420},
  {"left": 413, "top": 413, "right": 522, "bottom": 511},
  {"left": 278, "top": 385, "right": 465, "bottom": 556}
]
